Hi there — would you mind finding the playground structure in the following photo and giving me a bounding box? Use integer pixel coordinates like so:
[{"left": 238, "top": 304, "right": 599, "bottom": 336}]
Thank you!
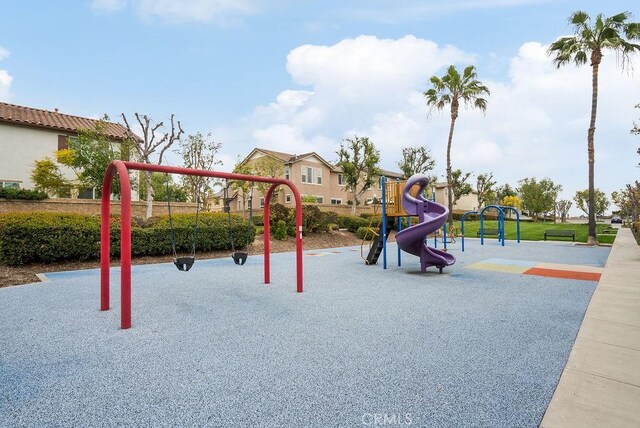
[
  {"left": 461, "top": 205, "right": 521, "bottom": 252},
  {"left": 362, "top": 174, "right": 455, "bottom": 272},
  {"left": 100, "top": 160, "right": 304, "bottom": 329}
]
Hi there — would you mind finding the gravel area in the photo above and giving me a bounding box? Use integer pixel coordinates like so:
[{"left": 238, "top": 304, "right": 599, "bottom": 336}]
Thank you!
[{"left": 0, "top": 239, "right": 609, "bottom": 427}]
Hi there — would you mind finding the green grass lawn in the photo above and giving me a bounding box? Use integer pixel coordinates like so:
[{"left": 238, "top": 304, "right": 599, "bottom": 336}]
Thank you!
[{"left": 458, "top": 220, "right": 616, "bottom": 244}]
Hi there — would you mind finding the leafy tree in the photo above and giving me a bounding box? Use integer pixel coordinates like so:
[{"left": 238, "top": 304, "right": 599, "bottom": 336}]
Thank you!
[
  {"left": 231, "top": 158, "right": 254, "bottom": 216},
  {"left": 501, "top": 195, "right": 522, "bottom": 210},
  {"left": 335, "top": 136, "right": 381, "bottom": 214},
  {"left": 549, "top": 11, "right": 640, "bottom": 243},
  {"left": 424, "top": 65, "right": 490, "bottom": 226},
  {"left": 495, "top": 183, "right": 517, "bottom": 204},
  {"left": 613, "top": 183, "right": 640, "bottom": 221},
  {"left": 450, "top": 169, "right": 473, "bottom": 209},
  {"left": 176, "top": 132, "right": 222, "bottom": 209},
  {"left": 30, "top": 157, "right": 71, "bottom": 197},
  {"left": 252, "top": 156, "right": 285, "bottom": 198},
  {"left": 397, "top": 146, "right": 436, "bottom": 178},
  {"left": 55, "top": 118, "right": 133, "bottom": 197},
  {"left": 555, "top": 200, "right": 573, "bottom": 223},
  {"left": 138, "top": 172, "right": 188, "bottom": 202},
  {"left": 475, "top": 172, "right": 496, "bottom": 209},
  {"left": 121, "top": 112, "right": 184, "bottom": 219},
  {"left": 574, "top": 188, "right": 610, "bottom": 218},
  {"left": 518, "top": 177, "right": 562, "bottom": 221}
]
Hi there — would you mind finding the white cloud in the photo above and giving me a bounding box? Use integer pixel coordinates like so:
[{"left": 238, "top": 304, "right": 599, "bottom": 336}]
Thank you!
[
  {"left": 350, "top": 0, "right": 551, "bottom": 23},
  {"left": 135, "top": 0, "right": 257, "bottom": 24},
  {"left": 90, "top": 0, "right": 258, "bottom": 24},
  {"left": 0, "top": 46, "right": 12, "bottom": 101},
  {"left": 91, "top": 0, "right": 127, "bottom": 13},
  {"left": 218, "top": 36, "right": 640, "bottom": 214}
]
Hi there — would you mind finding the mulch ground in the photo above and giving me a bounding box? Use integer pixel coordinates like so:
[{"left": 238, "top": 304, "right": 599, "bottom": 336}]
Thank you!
[{"left": 0, "top": 230, "right": 386, "bottom": 288}]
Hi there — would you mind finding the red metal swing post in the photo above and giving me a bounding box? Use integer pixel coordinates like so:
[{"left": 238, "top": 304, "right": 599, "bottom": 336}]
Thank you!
[{"left": 100, "top": 161, "right": 304, "bottom": 329}]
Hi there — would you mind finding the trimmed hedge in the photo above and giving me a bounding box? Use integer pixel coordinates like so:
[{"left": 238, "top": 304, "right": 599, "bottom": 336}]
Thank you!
[
  {"left": 355, "top": 226, "right": 376, "bottom": 240},
  {"left": 0, "top": 188, "right": 48, "bottom": 200},
  {"left": 0, "top": 212, "right": 254, "bottom": 266}
]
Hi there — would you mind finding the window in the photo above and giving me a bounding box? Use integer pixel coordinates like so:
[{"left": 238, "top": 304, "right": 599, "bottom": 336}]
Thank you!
[
  {"left": 78, "top": 187, "right": 96, "bottom": 199},
  {"left": 237, "top": 199, "right": 242, "bottom": 210},
  {"left": 285, "top": 194, "right": 292, "bottom": 204},
  {"left": 1, "top": 181, "right": 20, "bottom": 189},
  {"left": 285, "top": 166, "right": 290, "bottom": 180},
  {"left": 378, "top": 177, "right": 383, "bottom": 189},
  {"left": 260, "top": 197, "right": 265, "bottom": 208},
  {"left": 338, "top": 174, "right": 345, "bottom": 186},
  {"left": 301, "top": 166, "right": 322, "bottom": 185},
  {"left": 365, "top": 198, "right": 374, "bottom": 205},
  {"left": 58, "top": 135, "right": 69, "bottom": 150},
  {"left": 316, "top": 196, "right": 324, "bottom": 204},
  {"left": 330, "top": 198, "right": 342, "bottom": 205}
]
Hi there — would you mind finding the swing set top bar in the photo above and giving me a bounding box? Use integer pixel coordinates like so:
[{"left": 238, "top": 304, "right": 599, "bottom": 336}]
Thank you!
[{"left": 100, "top": 160, "right": 304, "bottom": 330}]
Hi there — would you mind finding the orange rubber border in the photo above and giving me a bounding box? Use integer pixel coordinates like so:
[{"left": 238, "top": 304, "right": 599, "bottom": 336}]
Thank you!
[{"left": 523, "top": 267, "right": 601, "bottom": 282}]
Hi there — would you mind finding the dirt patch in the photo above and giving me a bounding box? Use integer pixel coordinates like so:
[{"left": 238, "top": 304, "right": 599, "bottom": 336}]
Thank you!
[{"left": 0, "top": 230, "right": 386, "bottom": 288}]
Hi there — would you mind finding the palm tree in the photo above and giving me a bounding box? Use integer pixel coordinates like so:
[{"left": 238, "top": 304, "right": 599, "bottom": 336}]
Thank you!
[
  {"left": 548, "top": 11, "right": 640, "bottom": 245},
  {"left": 424, "top": 65, "right": 490, "bottom": 226}
]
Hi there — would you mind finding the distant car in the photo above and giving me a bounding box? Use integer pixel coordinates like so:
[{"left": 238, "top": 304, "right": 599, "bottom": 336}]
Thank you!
[{"left": 611, "top": 216, "right": 622, "bottom": 224}]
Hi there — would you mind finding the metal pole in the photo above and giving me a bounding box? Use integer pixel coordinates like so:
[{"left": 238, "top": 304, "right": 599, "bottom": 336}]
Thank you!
[{"left": 382, "top": 176, "right": 387, "bottom": 270}]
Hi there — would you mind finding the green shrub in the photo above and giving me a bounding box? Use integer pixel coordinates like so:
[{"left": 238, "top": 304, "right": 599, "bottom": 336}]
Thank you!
[
  {"left": 0, "top": 211, "right": 255, "bottom": 266},
  {"left": 274, "top": 220, "right": 288, "bottom": 240},
  {"left": 269, "top": 203, "right": 291, "bottom": 225},
  {"left": 337, "top": 215, "right": 369, "bottom": 232},
  {"left": 0, "top": 212, "right": 101, "bottom": 265},
  {"left": 355, "top": 226, "right": 376, "bottom": 240},
  {"left": 0, "top": 187, "right": 48, "bottom": 200}
]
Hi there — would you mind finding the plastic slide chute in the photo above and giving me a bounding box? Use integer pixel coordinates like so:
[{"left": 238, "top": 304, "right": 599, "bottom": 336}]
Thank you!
[{"left": 395, "top": 174, "right": 456, "bottom": 273}]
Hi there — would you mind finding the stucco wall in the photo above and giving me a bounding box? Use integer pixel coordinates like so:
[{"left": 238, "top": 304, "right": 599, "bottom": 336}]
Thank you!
[{"left": 0, "top": 123, "right": 75, "bottom": 188}]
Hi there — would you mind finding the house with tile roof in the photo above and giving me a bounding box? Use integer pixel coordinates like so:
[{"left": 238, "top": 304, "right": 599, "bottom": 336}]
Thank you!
[
  {"left": 213, "top": 147, "right": 479, "bottom": 215},
  {"left": 213, "top": 147, "right": 403, "bottom": 213},
  {"left": 0, "top": 102, "right": 134, "bottom": 197}
]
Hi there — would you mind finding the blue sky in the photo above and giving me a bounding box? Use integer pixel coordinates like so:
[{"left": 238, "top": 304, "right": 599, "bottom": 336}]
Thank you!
[{"left": 1, "top": 0, "right": 638, "bottom": 214}]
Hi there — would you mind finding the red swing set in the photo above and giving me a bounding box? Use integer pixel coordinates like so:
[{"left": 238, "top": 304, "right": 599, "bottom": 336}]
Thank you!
[{"left": 100, "top": 160, "right": 304, "bottom": 329}]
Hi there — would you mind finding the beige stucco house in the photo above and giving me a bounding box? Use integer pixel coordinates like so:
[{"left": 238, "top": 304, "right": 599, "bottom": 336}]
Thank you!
[
  {"left": 213, "top": 148, "right": 403, "bottom": 213},
  {"left": 0, "top": 102, "right": 132, "bottom": 198}
]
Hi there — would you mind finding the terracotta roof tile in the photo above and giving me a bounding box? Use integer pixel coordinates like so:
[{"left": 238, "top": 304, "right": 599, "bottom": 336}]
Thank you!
[
  {"left": 257, "top": 148, "right": 296, "bottom": 162},
  {"left": 0, "top": 102, "right": 133, "bottom": 141}
]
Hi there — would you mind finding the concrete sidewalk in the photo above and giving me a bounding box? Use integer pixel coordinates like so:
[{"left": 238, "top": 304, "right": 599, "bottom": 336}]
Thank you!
[{"left": 542, "top": 227, "right": 640, "bottom": 427}]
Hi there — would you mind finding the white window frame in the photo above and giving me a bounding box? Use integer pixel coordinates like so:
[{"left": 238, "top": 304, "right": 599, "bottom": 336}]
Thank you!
[
  {"left": 285, "top": 194, "right": 292, "bottom": 204},
  {"left": 316, "top": 196, "right": 324, "bottom": 204},
  {"left": 301, "top": 166, "right": 322, "bottom": 185},
  {"left": 285, "top": 166, "right": 290, "bottom": 180},
  {"left": 330, "top": 198, "right": 342, "bottom": 205},
  {"left": 260, "top": 197, "right": 265, "bottom": 208},
  {"left": 337, "top": 174, "right": 345, "bottom": 186}
]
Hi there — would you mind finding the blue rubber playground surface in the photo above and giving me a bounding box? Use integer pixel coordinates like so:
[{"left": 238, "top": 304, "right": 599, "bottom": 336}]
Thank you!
[{"left": 0, "top": 239, "right": 609, "bottom": 427}]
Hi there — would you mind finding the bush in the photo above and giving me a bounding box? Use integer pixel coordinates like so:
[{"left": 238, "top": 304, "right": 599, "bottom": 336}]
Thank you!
[
  {"left": 355, "top": 226, "right": 376, "bottom": 240},
  {"left": 337, "top": 215, "right": 369, "bottom": 232},
  {"left": 0, "top": 187, "right": 48, "bottom": 200},
  {"left": 269, "top": 203, "right": 291, "bottom": 225},
  {"left": 0, "top": 211, "right": 255, "bottom": 266},
  {"left": 274, "top": 220, "right": 288, "bottom": 240}
]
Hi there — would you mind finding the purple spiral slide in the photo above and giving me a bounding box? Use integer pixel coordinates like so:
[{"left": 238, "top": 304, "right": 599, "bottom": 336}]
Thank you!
[{"left": 395, "top": 174, "right": 456, "bottom": 273}]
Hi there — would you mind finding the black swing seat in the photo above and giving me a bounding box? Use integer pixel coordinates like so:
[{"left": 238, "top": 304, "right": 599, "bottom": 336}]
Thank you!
[
  {"left": 232, "top": 251, "right": 248, "bottom": 265},
  {"left": 174, "top": 256, "right": 195, "bottom": 271}
]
